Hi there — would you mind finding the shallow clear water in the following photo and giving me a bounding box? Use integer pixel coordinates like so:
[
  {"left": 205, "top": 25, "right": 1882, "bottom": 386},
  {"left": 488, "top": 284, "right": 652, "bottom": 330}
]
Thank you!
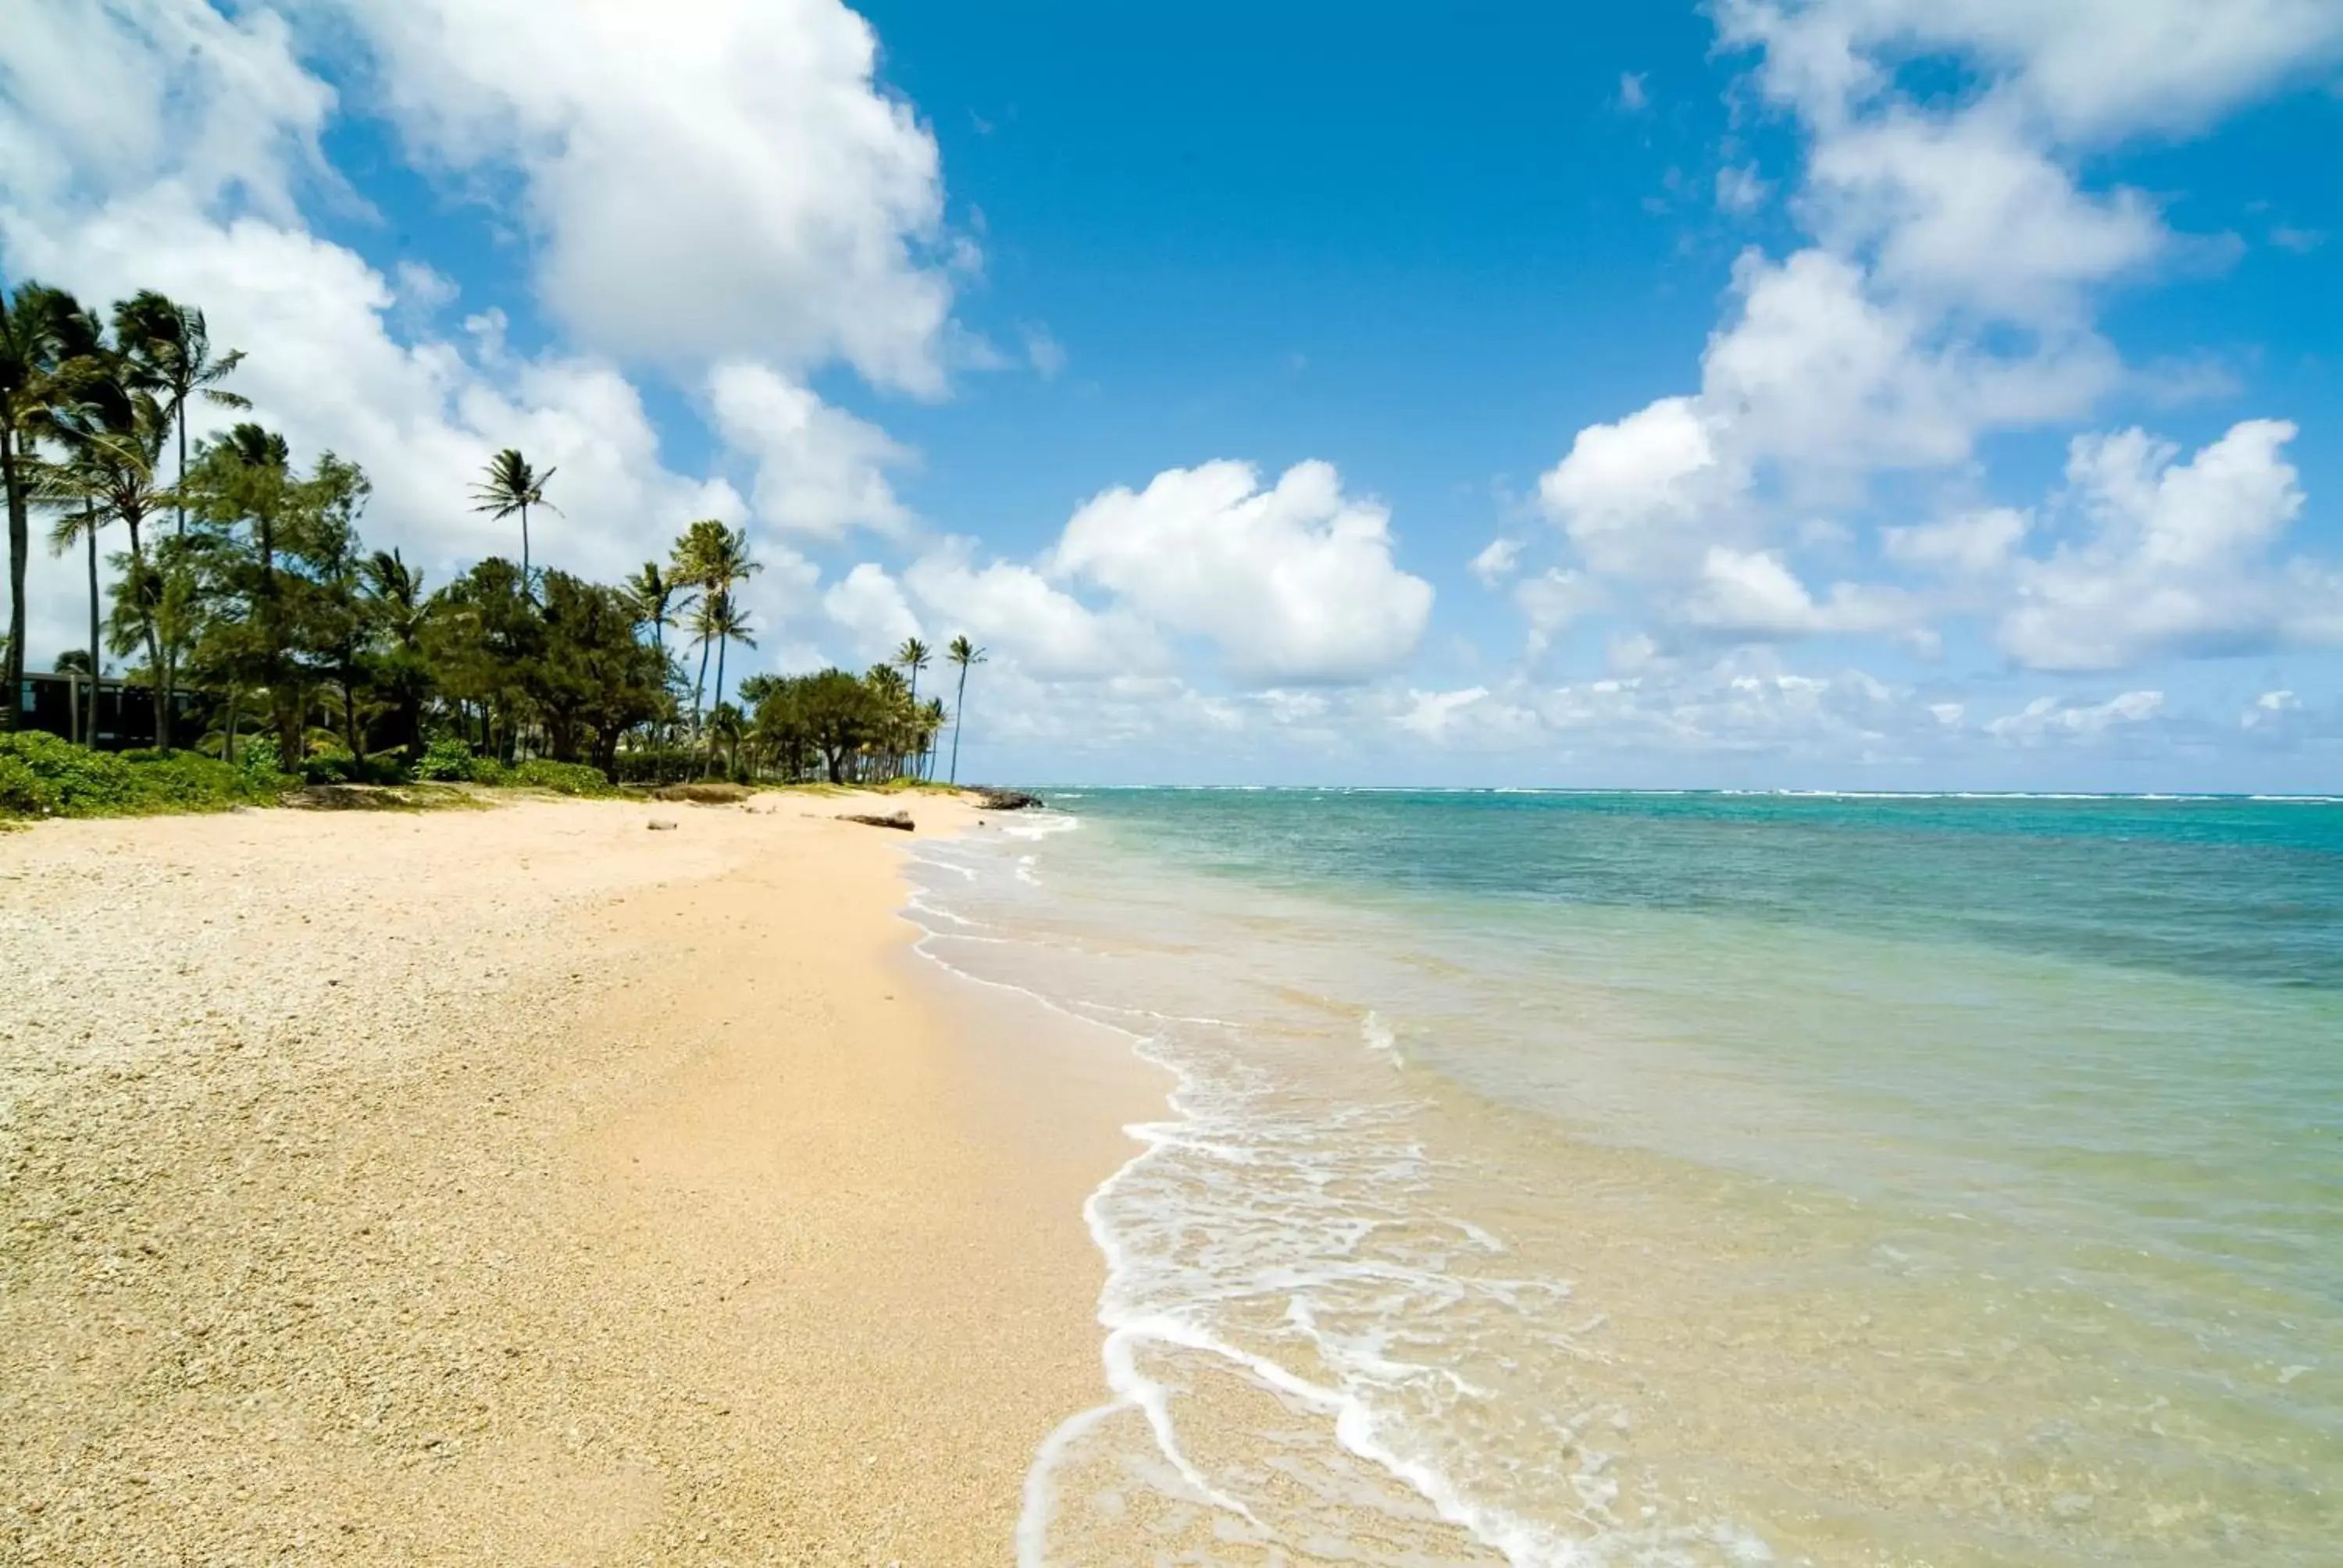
[{"left": 907, "top": 791, "right": 2343, "bottom": 1566}]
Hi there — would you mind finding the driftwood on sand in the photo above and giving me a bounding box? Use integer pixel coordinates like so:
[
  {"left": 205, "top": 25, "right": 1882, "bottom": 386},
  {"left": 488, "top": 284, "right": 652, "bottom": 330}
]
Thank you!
[{"left": 840, "top": 811, "right": 915, "bottom": 832}]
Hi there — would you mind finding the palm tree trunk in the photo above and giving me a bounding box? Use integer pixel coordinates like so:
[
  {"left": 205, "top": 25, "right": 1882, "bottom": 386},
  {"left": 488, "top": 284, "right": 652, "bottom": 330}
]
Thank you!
[
  {"left": 174, "top": 394, "right": 188, "bottom": 539},
  {"left": 691, "top": 636, "right": 711, "bottom": 742},
  {"left": 519, "top": 501, "right": 530, "bottom": 589},
  {"left": 121, "top": 516, "right": 167, "bottom": 751},
  {"left": 84, "top": 507, "right": 100, "bottom": 747},
  {"left": 342, "top": 670, "right": 363, "bottom": 765},
  {"left": 2, "top": 424, "right": 27, "bottom": 729},
  {"left": 949, "top": 666, "right": 969, "bottom": 784},
  {"left": 708, "top": 636, "right": 729, "bottom": 777}
]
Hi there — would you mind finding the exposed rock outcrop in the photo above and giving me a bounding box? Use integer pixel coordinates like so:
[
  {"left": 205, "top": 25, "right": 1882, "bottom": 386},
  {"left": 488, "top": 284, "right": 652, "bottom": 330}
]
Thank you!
[{"left": 972, "top": 789, "right": 1043, "bottom": 811}]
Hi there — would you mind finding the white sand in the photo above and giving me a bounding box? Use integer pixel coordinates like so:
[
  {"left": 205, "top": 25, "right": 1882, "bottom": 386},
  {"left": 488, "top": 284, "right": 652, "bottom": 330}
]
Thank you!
[{"left": 0, "top": 793, "right": 1161, "bottom": 1564}]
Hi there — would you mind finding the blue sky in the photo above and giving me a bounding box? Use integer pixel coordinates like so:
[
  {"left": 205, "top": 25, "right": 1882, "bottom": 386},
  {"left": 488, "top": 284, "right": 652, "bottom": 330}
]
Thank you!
[{"left": 3, "top": 1, "right": 2340, "bottom": 788}]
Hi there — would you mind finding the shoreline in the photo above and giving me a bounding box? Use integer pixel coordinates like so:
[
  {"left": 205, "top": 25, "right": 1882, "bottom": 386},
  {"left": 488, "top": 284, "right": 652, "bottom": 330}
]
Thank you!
[{"left": 0, "top": 793, "right": 1161, "bottom": 1563}]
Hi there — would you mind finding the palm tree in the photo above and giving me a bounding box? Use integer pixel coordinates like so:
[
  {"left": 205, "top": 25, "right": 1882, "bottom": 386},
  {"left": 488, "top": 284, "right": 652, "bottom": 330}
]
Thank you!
[
  {"left": 52, "top": 649, "right": 94, "bottom": 745},
  {"left": 694, "top": 589, "right": 757, "bottom": 775},
  {"left": 919, "top": 697, "right": 945, "bottom": 781},
  {"left": 625, "top": 560, "right": 690, "bottom": 663},
  {"left": 896, "top": 635, "right": 931, "bottom": 775},
  {"left": 110, "top": 290, "right": 248, "bottom": 539},
  {"left": 43, "top": 383, "right": 177, "bottom": 748},
  {"left": 669, "top": 519, "right": 758, "bottom": 741},
  {"left": 363, "top": 548, "right": 430, "bottom": 764},
  {"left": 40, "top": 474, "right": 106, "bottom": 747},
  {"left": 470, "top": 448, "right": 557, "bottom": 587},
  {"left": 946, "top": 634, "right": 986, "bottom": 786},
  {"left": 1, "top": 280, "right": 83, "bottom": 725}
]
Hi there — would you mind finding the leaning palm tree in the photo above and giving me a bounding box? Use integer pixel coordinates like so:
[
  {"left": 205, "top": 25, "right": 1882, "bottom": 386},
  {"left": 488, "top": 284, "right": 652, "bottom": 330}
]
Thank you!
[
  {"left": 946, "top": 634, "right": 986, "bottom": 786},
  {"left": 110, "top": 290, "right": 248, "bottom": 538},
  {"left": 1, "top": 280, "right": 84, "bottom": 724},
  {"left": 470, "top": 447, "right": 558, "bottom": 586}
]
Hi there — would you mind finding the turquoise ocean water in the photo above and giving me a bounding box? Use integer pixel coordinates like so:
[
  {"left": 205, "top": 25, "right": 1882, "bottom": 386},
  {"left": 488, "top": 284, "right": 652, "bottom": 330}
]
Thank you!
[{"left": 905, "top": 792, "right": 2342, "bottom": 1566}]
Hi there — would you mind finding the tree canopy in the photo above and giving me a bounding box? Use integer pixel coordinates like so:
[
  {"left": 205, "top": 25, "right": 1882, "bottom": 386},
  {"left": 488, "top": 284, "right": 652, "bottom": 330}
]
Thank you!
[{"left": 0, "top": 281, "right": 984, "bottom": 790}]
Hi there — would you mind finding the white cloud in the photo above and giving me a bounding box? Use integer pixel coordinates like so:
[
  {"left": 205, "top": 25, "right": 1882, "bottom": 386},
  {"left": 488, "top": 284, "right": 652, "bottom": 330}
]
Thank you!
[
  {"left": 1702, "top": 248, "right": 2114, "bottom": 481},
  {"left": 1022, "top": 324, "right": 1068, "bottom": 380},
  {"left": 1999, "top": 420, "right": 2337, "bottom": 670},
  {"left": 821, "top": 562, "right": 922, "bottom": 664},
  {"left": 392, "top": 258, "right": 458, "bottom": 315},
  {"left": 2, "top": 187, "right": 738, "bottom": 592},
  {"left": 1803, "top": 103, "right": 2166, "bottom": 324},
  {"left": 1470, "top": 536, "right": 1523, "bottom": 586},
  {"left": 1050, "top": 460, "right": 1433, "bottom": 682},
  {"left": 902, "top": 545, "right": 1165, "bottom": 681},
  {"left": 1617, "top": 73, "right": 1650, "bottom": 113},
  {"left": 1716, "top": 0, "right": 2343, "bottom": 144},
  {"left": 2243, "top": 689, "right": 2300, "bottom": 729},
  {"left": 1396, "top": 686, "right": 1492, "bottom": 740},
  {"left": 1717, "top": 164, "right": 1769, "bottom": 214},
  {"left": 1984, "top": 690, "right": 2165, "bottom": 742},
  {"left": 1538, "top": 395, "right": 1735, "bottom": 576},
  {"left": 707, "top": 362, "right": 911, "bottom": 540},
  {"left": 1884, "top": 507, "right": 2031, "bottom": 576},
  {"left": 0, "top": 0, "right": 330, "bottom": 222},
  {"left": 1522, "top": 0, "right": 2335, "bottom": 683},
  {"left": 1680, "top": 547, "right": 1917, "bottom": 640},
  {"left": 1515, "top": 568, "right": 1600, "bottom": 653},
  {"left": 320, "top": 0, "right": 961, "bottom": 395}
]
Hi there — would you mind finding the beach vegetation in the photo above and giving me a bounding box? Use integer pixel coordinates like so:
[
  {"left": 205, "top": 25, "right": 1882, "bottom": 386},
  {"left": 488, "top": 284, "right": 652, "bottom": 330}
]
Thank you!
[
  {"left": 0, "top": 729, "right": 289, "bottom": 816},
  {"left": 0, "top": 282, "right": 1000, "bottom": 816}
]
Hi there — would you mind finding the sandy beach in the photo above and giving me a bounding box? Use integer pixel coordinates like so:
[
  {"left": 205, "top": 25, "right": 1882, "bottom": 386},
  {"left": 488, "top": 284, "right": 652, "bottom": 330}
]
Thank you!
[{"left": 0, "top": 793, "right": 1161, "bottom": 1566}]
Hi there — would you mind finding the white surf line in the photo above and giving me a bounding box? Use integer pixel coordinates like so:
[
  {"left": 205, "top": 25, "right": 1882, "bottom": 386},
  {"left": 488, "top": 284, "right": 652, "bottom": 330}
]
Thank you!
[{"left": 919, "top": 819, "right": 1669, "bottom": 1568}]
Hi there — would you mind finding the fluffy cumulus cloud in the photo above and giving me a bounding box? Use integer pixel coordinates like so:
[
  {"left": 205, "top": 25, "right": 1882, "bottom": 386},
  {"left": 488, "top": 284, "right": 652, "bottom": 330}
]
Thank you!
[
  {"left": 900, "top": 547, "right": 1166, "bottom": 680},
  {"left": 819, "top": 561, "right": 923, "bottom": 664},
  {"left": 316, "top": 0, "right": 961, "bottom": 395},
  {"left": 1048, "top": 461, "right": 1433, "bottom": 682},
  {"left": 1506, "top": 0, "right": 2343, "bottom": 704},
  {"left": 707, "top": 362, "right": 912, "bottom": 540},
  {"left": 2000, "top": 420, "right": 2338, "bottom": 670},
  {"left": 826, "top": 458, "right": 1431, "bottom": 692}
]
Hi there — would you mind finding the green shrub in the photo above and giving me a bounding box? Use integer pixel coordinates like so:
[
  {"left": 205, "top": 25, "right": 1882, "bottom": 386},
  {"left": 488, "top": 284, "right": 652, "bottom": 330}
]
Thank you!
[
  {"left": 301, "top": 748, "right": 357, "bottom": 786},
  {"left": 412, "top": 735, "right": 477, "bottom": 782},
  {"left": 237, "top": 735, "right": 284, "bottom": 779},
  {"left": 0, "top": 751, "right": 62, "bottom": 815},
  {"left": 0, "top": 732, "right": 290, "bottom": 818},
  {"left": 502, "top": 758, "right": 616, "bottom": 796},
  {"left": 610, "top": 744, "right": 704, "bottom": 785}
]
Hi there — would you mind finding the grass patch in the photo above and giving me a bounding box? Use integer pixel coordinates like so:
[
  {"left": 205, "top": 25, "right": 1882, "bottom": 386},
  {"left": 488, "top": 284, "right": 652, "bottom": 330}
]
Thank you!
[{"left": 467, "top": 758, "right": 622, "bottom": 797}]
